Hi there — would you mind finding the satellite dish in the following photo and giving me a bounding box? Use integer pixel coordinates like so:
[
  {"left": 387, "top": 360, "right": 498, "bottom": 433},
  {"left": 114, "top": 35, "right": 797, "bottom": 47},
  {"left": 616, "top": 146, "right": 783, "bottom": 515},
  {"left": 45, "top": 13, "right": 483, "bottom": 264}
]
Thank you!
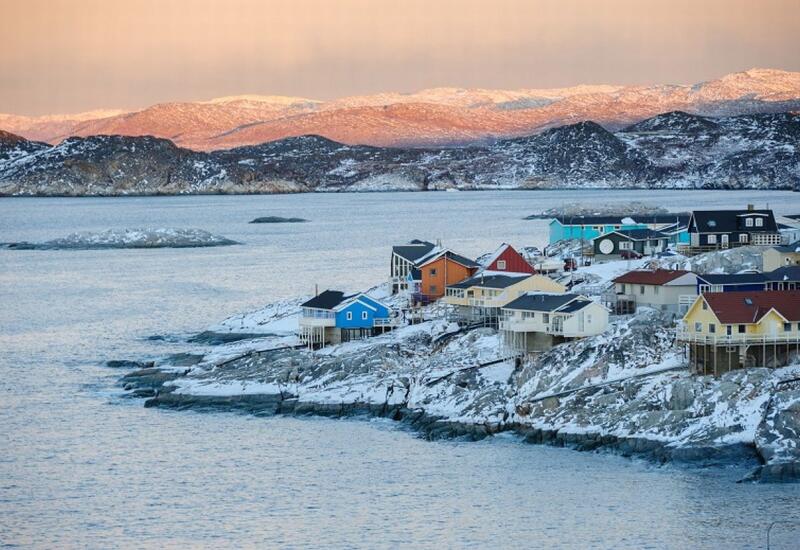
[{"left": 599, "top": 239, "right": 614, "bottom": 255}]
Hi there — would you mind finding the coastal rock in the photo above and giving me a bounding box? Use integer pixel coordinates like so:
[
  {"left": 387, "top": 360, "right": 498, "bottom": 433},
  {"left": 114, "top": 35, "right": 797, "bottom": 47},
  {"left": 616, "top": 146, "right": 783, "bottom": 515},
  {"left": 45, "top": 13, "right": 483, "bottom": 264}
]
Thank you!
[
  {"left": 249, "top": 216, "right": 308, "bottom": 223},
  {"left": 5, "top": 228, "right": 238, "bottom": 250}
]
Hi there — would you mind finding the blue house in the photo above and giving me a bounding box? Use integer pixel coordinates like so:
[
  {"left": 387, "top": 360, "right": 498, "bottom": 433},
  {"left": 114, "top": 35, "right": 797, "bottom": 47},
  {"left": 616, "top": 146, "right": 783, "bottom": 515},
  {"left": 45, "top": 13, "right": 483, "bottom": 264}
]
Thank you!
[
  {"left": 299, "top": 290, "right": 394, "bottom": 348},
  {"left": 548, "top": 214, "right": 690, "bottom": 246},
  {"left": 695, "top": 273, "right": 768, "bottom": 294},
  {"left": 334, "top": 294, "right": 394, "bottom": 342}
]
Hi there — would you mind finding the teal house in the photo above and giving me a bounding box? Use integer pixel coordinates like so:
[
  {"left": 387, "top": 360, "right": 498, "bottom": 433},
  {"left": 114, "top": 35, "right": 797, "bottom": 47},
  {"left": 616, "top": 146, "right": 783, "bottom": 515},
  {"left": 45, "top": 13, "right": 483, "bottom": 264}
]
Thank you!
[{"left": 548, "top": 215, "right": 690, "bottom": 246}]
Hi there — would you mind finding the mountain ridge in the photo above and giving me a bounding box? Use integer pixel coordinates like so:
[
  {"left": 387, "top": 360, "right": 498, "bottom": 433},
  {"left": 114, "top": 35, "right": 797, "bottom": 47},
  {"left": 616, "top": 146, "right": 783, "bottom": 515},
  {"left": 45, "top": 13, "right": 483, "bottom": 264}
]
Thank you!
[
  {"left": 2, "top": 68, "right": 799, "bottom": 151},
  {"left": 2, "top": 110, "right": 798, "bottom": 196}
]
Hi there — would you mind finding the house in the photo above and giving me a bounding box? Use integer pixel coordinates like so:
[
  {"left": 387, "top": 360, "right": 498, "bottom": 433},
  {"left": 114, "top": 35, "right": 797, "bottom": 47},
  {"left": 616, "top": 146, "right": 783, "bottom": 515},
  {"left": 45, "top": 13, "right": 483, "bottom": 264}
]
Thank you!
[
  {"left": 548, "top": 214, "right": 690, "bottom": 246},
  {"left": 481, "top": 243, "right": 535, "bottom": 274},
  {"left": 415, "top": 249, "right": 479, "bottom": 303},
  {"left": 677, "top": 290, "right": 800, "bottom": 375},
  {"left": 500, "top": 293, "right": 609, "bottom": 354},
  {"left": 686, "top": 207, "right": 780, "bottom": 252},
  {"left": 334, "top": 293, "right": 394, "bottom": 343},
  {"left": 444, "top": 273, "right": 566, "bottom": 326},
  {"left": 763, "top": 241, "right": 800, "bottom": 271},
  {"left": 593, "top": 229, "right": 671, "bottom": 259},
  {"left": 764, "top": 266, "right": 800, "bottom": 291},
  {"left": 389, "top": 240, "right": 436, "bottom": 293},
  {"left": 299, "top": 290, "right": 393, "bottom": 348},
  {"left": 299, "top": 290, "right": 347, "bottom": 348},
  {"left": 695, "top": 273, "right": 768, "bottom": 294},
  {"left": 611, "top": 269, "right": 698, "bottom": 314}
]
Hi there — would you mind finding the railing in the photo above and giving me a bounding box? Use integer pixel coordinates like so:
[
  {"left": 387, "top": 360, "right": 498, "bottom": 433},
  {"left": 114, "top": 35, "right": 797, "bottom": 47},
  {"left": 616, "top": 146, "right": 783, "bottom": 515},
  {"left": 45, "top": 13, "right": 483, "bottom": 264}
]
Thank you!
[
  {"left": 676, "top": 329, "right": 800, "bottom": 346},
  {"left": 301, "top": 309, "right": 335, "bottom": 319}
]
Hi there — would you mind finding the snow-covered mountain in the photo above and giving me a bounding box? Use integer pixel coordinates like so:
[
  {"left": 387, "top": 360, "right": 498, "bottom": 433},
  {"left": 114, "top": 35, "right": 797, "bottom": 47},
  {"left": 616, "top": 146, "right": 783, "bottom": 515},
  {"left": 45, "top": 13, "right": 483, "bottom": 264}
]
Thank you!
[
  {"left": 2, "top": 68, "right": 799, "bottom": 150},
  {"left": 1, "top": 111, "right": 798, "bottom": 196}
]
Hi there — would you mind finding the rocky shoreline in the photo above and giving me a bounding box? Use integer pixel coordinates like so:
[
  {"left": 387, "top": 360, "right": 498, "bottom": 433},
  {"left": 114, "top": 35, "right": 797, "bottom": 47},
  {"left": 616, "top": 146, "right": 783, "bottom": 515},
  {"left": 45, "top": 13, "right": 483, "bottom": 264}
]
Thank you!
[
  {"left": 120, "top": 365, "right": 763, "bottom": 472},
  {"left": 114, "top": 305, "right": 800, "bottom": 483}
]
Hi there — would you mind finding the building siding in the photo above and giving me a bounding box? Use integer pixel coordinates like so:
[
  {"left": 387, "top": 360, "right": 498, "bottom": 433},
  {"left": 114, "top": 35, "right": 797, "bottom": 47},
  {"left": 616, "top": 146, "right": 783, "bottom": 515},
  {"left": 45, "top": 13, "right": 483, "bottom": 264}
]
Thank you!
[{"left": 420, "top": 258, "right": 476, "bottom": 299}]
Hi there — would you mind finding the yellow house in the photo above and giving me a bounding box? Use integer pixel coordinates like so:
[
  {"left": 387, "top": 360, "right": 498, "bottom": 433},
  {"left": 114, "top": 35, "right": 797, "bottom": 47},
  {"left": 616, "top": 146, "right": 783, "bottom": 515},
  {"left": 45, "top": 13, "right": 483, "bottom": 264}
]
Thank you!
[
  {"left": 678, "top": 290, "right": 800, "bottom": 375},
  {"left": 444, "top": 273, "right": 566, "bottom": 326}
]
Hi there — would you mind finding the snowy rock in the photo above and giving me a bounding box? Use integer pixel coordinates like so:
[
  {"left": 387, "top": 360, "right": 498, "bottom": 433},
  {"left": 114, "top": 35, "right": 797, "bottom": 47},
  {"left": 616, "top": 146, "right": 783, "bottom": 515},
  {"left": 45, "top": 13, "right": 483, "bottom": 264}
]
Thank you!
[{"left": 5, "top": 228, "right": 239, "bottom": 250}]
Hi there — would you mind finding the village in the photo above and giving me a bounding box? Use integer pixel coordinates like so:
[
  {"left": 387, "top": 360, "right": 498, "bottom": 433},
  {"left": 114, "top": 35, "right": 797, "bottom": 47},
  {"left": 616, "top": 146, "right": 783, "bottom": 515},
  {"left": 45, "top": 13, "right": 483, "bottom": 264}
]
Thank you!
[{"left": 299, "top": 205, "right": 800, "bottom": 378}]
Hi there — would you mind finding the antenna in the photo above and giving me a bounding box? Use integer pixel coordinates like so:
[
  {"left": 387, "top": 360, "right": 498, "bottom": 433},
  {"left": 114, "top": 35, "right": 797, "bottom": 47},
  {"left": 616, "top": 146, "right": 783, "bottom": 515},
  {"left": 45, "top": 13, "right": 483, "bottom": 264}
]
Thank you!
[{"left": 315, "top": 284, "right": 318, "bottom": 296}]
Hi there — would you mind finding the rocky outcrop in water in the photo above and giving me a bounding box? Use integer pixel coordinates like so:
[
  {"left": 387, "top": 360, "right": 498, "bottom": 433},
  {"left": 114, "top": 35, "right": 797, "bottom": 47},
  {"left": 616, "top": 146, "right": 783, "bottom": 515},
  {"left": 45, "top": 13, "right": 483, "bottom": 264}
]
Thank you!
[
  {"left": 1, "top": 112, "right": 798, "bottom": 195},
  {"left": 5, "top": 228, "right": 238, "bottom": 250}
]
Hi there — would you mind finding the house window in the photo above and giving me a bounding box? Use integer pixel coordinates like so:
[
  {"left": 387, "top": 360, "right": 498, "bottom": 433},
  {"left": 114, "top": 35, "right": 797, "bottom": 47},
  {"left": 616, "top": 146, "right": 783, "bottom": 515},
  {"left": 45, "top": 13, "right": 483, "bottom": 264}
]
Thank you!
[
  {"left": 653, "top": 286, "right": 659, "bottom": 295},
  {"left": 709, "top": 323, "right": 716, "bottom": 333},
  {"left": 429, "top": 268, "right": 437, "bottom": 276},
  {"left": 756, "top": 218, "right": 763, "bottom": 227},
  {"left": 707, "top": 235, "right": 717, "bottom": 244},
  {"left": 695, "top": 322, "right": 702, "bottom": 332},
  {"left": 702, "top": 301, "right": 708, "bottom": 310},
  {"left": 430, "top": 285, "right": 437, "bottom": 293},
  {"left": 620, "top": 241, "right": 633, "bottom": 250},
  {"left": 739, "top": 325, "right": 746, "bottom": 333},
  {"left": 587, "top": 314, "right": 592, "bottom": 323},
  {"left": 543, "top": 313, "right": 550, "bottom": 324},
  {"left": 784, "top": 323, "right": 792, "bottom": 332},
  {"left": 640, "top": 285, "right": 645, "bottom": 295},
  {"left": 497, "top": 260, "right": 506, "bottom": 270},
  {"left": 362, "top": 311, "right": 368, "bottom": 320},
  {"left": 746, "top": 218, "right": 753, "bottom": 227},
  {"left": 523, "top": 311, "right": 535, "bottom": 319},
  {"left": 619, "top": 284, "right": 626, "bottom": 293},
  {"left": 346, "top": 312, "right": 353, "bottom": 321},
  {"left": 726, "top": 325, "right": 732, "bottom": 336}
]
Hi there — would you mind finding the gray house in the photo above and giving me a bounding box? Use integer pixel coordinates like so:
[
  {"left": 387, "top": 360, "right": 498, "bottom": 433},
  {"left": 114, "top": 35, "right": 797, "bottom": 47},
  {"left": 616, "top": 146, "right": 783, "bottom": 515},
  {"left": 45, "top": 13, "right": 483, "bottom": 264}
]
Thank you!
[{"left": 593, "top": 229, "right": 670, "bottom": 259}]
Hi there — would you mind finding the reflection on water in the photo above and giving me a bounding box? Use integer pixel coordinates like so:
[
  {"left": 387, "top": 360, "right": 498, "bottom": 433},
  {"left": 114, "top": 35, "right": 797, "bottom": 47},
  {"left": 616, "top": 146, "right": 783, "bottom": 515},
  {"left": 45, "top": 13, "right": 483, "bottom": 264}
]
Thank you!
[{"left": 2, "top": 191, "right": 799, "bottom": 548}]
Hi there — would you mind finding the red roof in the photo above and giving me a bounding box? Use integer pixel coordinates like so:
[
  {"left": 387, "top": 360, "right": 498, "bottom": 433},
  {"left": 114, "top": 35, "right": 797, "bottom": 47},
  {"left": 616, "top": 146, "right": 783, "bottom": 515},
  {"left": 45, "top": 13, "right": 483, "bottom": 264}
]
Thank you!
[
  {"left": 702, "top": 291, "right": 800, "bottom": 324},
  {"left": 613, "top": 269, "right": 690, "bottom": 286}
]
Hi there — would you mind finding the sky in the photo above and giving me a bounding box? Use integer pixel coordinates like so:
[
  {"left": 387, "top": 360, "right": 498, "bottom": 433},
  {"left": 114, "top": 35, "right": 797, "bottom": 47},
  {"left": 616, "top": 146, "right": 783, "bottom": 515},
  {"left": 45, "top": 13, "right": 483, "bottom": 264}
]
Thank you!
[{"left": 2, "top": 0, "right": 799, "bottom": 115}]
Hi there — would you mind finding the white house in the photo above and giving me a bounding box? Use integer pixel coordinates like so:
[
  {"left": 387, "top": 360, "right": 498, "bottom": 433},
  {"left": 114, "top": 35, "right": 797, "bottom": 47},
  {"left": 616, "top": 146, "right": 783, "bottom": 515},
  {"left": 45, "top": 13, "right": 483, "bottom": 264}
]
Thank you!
[
  {"left": 611, "top": 269, "right": 698, "bottom": 314},
  {"left": 500, "top": 293, "right": 609, "bottom": 354}
]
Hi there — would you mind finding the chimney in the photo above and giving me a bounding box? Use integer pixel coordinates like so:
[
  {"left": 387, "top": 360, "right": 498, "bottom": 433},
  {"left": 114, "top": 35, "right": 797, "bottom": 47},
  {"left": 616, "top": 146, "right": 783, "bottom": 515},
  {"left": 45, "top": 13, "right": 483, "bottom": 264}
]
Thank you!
[
  {"left": 747, "top": 204, "right": 754, "bottom": 211},
  {"left": 315, "top": 284, "right": 318, "bottom": 296}
]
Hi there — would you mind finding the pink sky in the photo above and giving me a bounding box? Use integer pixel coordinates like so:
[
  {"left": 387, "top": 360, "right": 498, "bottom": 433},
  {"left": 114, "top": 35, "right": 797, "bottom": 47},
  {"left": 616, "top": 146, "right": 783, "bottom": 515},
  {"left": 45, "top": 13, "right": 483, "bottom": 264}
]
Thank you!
[{"left": 2, "top": 0, "right": 799, "bottom": 115}]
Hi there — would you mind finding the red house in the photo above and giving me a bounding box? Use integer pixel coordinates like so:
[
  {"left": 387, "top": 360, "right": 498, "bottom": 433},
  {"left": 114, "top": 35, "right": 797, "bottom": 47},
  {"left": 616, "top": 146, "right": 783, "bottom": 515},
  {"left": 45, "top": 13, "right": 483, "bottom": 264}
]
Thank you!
[{"left": 483, "top": 243, "right": 535, "bottom": 274}]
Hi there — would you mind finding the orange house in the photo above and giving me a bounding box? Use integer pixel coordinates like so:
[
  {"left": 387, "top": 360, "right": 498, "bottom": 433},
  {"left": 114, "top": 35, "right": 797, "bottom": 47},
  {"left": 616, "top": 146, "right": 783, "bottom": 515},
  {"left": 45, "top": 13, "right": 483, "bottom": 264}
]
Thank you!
[{"left": 418, "top": 250, "right": 479, "bottom": 300}]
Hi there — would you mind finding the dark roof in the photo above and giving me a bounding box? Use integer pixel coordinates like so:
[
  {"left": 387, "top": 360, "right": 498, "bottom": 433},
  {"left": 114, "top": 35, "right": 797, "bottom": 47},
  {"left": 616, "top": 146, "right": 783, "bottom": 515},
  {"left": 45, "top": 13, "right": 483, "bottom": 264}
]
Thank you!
[
  {"left": 448, "top": 273, "right": 531, "bottom": 290},
  {"left": 690, "top": 209, "right": 778, "bottom": 233},
  {"left": 300, "top": 290, "right": 349, "bottom": 310},
  {"left": 558, "top": 299, "right": 594, "bottom": 313},
  {"left": 554, "top": 214, "right": 690, "bottom": 226},
  {"left": 613, "top": 269, "right": 691, "bottom": 285},
  {"left": 702, "top": 291, "right": 800, "bottom": 323},
  {"left": 764, "top": 266, "right": 800, "bottom": 282},
  {"left": 418, "top": 250, "right": 479, "bottom": 269},
  {"left": 696, "top": 273, "right": 767, "bottom": 285},
  {"left": 409, "top": 267, "right": 421, "bottom": 281},
  {"left": 504, "top": 293, "right": 579, "bottom": 312},
  {"left": 608, "top": 228, "right": 669, "bottom": 241},
  {"left": 784, "top": 214, "right": 800, "bottom": 221},
  {"left": 392, "top": 240, "right": 436, "bottom": 262}
]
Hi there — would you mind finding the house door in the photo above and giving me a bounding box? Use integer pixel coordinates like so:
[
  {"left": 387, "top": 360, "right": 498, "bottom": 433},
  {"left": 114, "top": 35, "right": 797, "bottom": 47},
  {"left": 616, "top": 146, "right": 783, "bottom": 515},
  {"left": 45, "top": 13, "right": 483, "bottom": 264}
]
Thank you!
[{"left": 721, "top": 234, "right": 729, "bottom": 248}]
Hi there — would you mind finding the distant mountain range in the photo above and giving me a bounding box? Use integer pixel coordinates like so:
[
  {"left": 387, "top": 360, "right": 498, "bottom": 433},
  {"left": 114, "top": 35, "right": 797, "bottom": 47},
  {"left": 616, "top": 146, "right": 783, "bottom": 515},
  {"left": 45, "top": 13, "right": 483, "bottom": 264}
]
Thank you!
[
  {"left": 2, "top": 68, "right": 800, "bottom": 150},
  {"left": 2, "top": 110, "right": 798, "bottom": 196}
]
